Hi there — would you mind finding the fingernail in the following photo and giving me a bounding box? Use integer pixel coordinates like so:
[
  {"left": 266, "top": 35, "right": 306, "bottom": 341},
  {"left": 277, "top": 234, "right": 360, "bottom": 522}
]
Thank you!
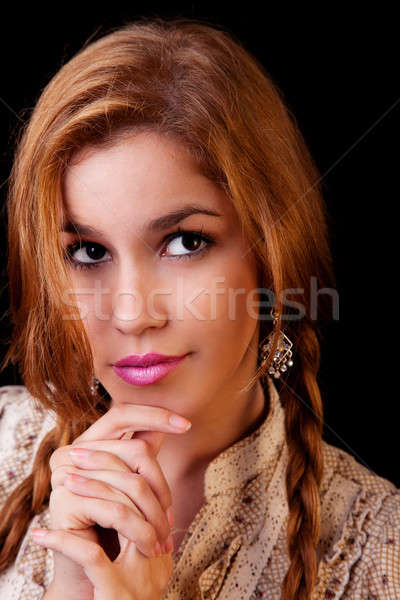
[
  {"left": 166, "top": 534, "right": 174, "bottom": 553},
  {"left": 70, "top": 448, "right": 93, "bottom": 460},
  {"left": 66, "top": 473, "right": 88, "bottom": 483},
  {"left": 167, "top": 506, "right": 174, "bottom": 528},
  {"left": 154, "top": 541, "right": 162, "bottom": 556},
  {"left": 31, "top": 529, "right": 48, "bottom": 537},
  {"left": 169, "top": 414, "right": 192, "bottom": 430}
]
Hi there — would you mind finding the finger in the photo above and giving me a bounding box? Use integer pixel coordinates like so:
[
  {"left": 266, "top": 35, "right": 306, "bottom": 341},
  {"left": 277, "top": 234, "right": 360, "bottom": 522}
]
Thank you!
[
  {"left": 53, "top": 487, "right": 160, "bottom": 558},
  {"left": 30, "top": 529, "right": 120, "bottom": 590},
  {"left": 55, "top": 440, "right": 173, "bottom": 511},
  {"left": 63, "top": 469, "right": 171, "bottom": 545},
  {"left": 50, "top": 448, "right": 131, "bottom": 489},
  {"left": 64, "top": 472, "right": 143, "bottom": 518},
  {"left": 51, "top": 461, "right": 130, "bottom": 490},
  {"left": 73, "top": 403, "right": 192, "bottom": 450},
  {"left": 49, "top": 485, "right": 101, "bottom": 531}
]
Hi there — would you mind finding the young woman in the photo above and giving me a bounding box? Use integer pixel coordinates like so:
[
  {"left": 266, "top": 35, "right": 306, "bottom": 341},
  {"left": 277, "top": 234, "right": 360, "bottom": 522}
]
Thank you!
[{"left": 0, "top": 16, "right": 398, "bottom": 600}]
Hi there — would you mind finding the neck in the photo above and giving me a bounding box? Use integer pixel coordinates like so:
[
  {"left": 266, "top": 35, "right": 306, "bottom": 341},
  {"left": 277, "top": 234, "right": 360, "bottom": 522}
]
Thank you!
[{"left": 157, "top": 377, "right": 269, "bottom": 488}]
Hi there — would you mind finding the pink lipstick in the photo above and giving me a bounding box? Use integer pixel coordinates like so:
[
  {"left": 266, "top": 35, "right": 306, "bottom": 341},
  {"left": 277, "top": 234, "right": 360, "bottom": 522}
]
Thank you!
[{"left": 112, "top": 352, "right": 188, "bottom": 386}]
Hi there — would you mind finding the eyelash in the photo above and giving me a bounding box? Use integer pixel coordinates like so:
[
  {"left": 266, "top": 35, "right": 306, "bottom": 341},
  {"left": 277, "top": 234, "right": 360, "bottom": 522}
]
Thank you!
[{"left": 64, "top": 226, "right": 216, "bottom": 271}]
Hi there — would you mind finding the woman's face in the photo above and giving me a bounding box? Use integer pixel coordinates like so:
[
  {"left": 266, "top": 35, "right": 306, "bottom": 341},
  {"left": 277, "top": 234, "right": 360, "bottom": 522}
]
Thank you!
[{"left": 61, "top": 131, "right": 262, "bottom": 422}]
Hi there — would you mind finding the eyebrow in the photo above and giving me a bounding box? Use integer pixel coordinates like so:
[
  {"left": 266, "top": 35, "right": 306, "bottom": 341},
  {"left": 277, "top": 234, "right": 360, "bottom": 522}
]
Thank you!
[{"left": 61, "top": 203, "right": 223, "bottom": 236}]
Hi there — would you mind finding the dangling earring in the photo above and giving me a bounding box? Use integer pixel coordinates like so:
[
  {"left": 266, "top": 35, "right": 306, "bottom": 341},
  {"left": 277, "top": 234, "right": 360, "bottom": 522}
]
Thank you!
[
  {"left": 258, "top": 307, "right": 294, "bottom": 379},
  {"left": 90, "top": 375, "right": 100, "bottom": 396}
]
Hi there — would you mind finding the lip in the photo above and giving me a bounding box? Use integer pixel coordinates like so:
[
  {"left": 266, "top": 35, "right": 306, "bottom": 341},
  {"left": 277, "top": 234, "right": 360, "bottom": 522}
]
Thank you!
[
  {"left": 112, "top": 353, "right": 189, "bottom": 387},
  {"left": 113, "top": 352, "right": 188, "bottom": 368}
]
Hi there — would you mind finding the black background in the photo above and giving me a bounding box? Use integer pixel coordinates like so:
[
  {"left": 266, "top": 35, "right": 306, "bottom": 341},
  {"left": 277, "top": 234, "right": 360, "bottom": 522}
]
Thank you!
[{"left": 0, "top": 5, "right": 398, "bottom": 485}]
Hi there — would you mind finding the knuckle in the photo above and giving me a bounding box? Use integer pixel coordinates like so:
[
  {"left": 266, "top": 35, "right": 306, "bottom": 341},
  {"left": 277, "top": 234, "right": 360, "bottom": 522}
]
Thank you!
[
  {"left": 85, "top": 541, "right": 107, "bottom": 567},
  {"left": 131, "top": 438, "right": 149, "bottom": 455},
  {"left": 50, "top": 471, "right": 60, "bottom": 489},
  {"left": 161, "top": 514, "right": 171, "bottom": 539},
  {"left": 143, "top": 521, "right": 158, "bottom": 547},
  {"left": 49, "top": 447, "right": 65, "bottom": 471},
  {"left": 54, "top": 530, "right": 68, "bottom": 545},
  {"left": 48, "top": 487, "right": 66, "bottom": 512},
  {"left": 161, "top": 490, "right": 173, "bottom": 513},
  {"left": 156, "top": 482, "right": 173, "bottom": 513},
  {"left": 50, "top": 466, "right": 73, "bottom": 489},
  {"left": 49, "top": 485, "right": 67, "bottom": 503},
  {"left": 127, "top": 472, "right": 146, "bottom": 494},
  {"left": 111, "top": 501, "right": 129, "bottom": 522}
]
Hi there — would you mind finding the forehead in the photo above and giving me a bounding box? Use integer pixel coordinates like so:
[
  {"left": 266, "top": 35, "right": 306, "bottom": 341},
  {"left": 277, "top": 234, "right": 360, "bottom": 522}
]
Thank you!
[
  {"left": 62, "top": 131, "right": 237, "bottom": 226},
  {"left": 67, "top": 129, "right": 195, "bottom": 173}
]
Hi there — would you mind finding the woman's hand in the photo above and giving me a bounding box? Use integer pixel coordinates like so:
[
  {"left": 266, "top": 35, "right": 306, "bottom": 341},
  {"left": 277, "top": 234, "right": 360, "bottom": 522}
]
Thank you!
[{"left": 31, "top": 402, "right": 192, "bottom": 600}]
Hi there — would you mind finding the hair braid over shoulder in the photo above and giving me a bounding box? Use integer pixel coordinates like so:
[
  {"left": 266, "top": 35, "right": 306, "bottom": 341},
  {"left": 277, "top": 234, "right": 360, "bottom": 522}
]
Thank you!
[{"left": 280, "top": 324, "right": 324, "bottom": 599}]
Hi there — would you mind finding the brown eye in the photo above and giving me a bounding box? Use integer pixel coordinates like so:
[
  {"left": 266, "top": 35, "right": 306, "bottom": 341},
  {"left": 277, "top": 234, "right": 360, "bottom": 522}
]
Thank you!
[
  {"left": 165, "top": 232, "right": 205, "bottom": 256},
  {"left": 161, "top": 228, "right": 216, "bottom": 261},
  {"left": 65, "top": 241, "right": 110, "bottom": 270}
]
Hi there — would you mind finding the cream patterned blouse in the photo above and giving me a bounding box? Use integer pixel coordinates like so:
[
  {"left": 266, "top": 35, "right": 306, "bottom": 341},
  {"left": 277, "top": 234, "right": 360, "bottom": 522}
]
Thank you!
[{"left": 0, "top": 377, "right": 399, "bottom": 599}]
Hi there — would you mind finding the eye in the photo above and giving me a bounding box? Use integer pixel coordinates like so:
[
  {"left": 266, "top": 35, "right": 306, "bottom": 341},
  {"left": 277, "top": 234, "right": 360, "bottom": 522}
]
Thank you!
[
  {"left": 64, "top": 241, "right": 111, "bottom": 270},
  {"left": 64, "top": 226, "right": 216, "bottom": 271},
  {"left": 161, "top": 226, "right": 216, "bottom": 261}
]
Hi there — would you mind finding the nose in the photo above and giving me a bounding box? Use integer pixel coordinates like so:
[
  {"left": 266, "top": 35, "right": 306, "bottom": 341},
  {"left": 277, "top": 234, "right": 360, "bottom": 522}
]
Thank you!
[{"left": 110, "top": 269, "right": 168, "bottom": 336}]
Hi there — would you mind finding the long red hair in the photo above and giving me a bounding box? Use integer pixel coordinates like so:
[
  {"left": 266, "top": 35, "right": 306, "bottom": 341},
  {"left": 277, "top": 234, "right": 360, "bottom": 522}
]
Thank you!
[{"left": 0, "top": 16, "right": 336, "bottom": 599}]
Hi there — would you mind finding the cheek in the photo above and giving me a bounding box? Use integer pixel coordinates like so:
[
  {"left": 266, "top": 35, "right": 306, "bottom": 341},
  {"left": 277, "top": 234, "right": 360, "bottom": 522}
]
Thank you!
[
  {"left": 182, "top": 251, "right": 260, "bottom": 337},
  {"left": 64, "top": 276, "right": 113, "bottom": 337}
]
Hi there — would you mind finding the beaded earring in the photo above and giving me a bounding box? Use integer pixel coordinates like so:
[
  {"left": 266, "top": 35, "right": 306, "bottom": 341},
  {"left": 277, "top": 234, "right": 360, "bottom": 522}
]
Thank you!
[
  {"left": 258, "top": 307, "right": 294, "bottom": 379},
  {"left": 90, "top": 375, "right": 100, "bottom": 395}
]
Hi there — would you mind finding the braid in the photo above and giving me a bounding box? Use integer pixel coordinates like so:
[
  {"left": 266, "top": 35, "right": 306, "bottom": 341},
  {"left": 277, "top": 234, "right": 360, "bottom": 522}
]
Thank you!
[{"left": 280, "top": 324, "right": 324, "bottom": 600}]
